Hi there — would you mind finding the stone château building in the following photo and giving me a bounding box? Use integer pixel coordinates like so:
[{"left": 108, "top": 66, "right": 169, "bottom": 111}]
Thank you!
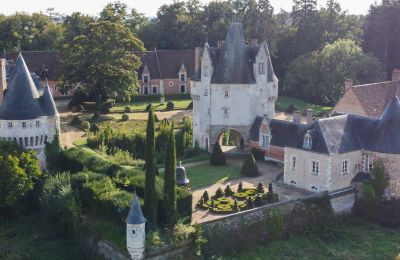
[
  {"left": 191, "top": 22, "right": 278, "bottom": 151},
  {"left": 0, "top": 54, "right": 60, "bottom": 168}
]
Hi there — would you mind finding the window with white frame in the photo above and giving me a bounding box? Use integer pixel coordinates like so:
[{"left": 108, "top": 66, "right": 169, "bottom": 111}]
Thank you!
[
  {"left": 354, "top": 163, "right": 361, "bottom": 174},
  {"left": 261, "top": 134, "right": 270, "bottom": 148},
  {"left": 22, "top": 122, "right": 27, "bottom": 128},
  {"left": 8, "top": 122, "right": 12, "bottom": 128},
  {"left": 35, "top": 121, "right": 40, "bottom": 127},
  {"left": 362, "top": 154, "right": 374, "bottom": 172},
  {"left": 291, "top": 156, "right": 297, "bottom": 170},
  {"left": 311, "top": 161, "right": 319, "bottom": 175},
  {"left": 143, "top": 75, "right": 149, "bottom": 84},
  {"left": 224, "top": 90, "right": 229, "bottom": 97},
  {"left": 342, "top": 160, "right": 349, "bottom": 175},
  {"left": 180, "top": 73, "right": 186, "bottom": 82},
  {"left": 303, "top": 135, "right": 312, "bottom": 149},
  {"left": 311, "top": 186, "right": 318, "bottom": 191},
  {"left": 223, "top": 108, "right": 229, "bottom": 118},
  {"left": 258, "top": 62, "right": 265, "bottom": 74}
]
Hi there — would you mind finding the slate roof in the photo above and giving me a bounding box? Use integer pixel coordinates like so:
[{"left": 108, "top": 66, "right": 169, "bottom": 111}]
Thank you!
[
  {"left": 351, "top": 172, "right": 373, "bottom": 183},
  {"left": 0, "top": 54, "right": 59, "bottom": 120},
  {"left": 252, "top": 96, "right": 400, "bottom": 155},
  {"left": 126, "top": 194, "right": 146, "bottom": 225},
  {"left": 336, "top": 81, "right": 400, "bottom": 117}
]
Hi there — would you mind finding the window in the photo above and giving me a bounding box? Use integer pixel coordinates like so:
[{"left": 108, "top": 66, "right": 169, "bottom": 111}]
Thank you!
[
  {"left": 258, "top": 62, "right": 265, "bottom": 74},
  {"left": 261, "top": 134, "right": 270, "bottom": 148},
  {"left": 19, "top": 137, "right": 23, "bottom": 146},
  {"left": 180, "top": 84, "right": 186, "bottom": 93},
  {"left": 24, "top": 137, "right": 28, "bottom": 147},
  {"left": 355, "top": 163, "right": 361, "bottom": 174},
  {"left": 291, "top": 156, "right": 297, "bottom": 170},
  {"left": 22, "top": 122, "right": 27, "bottom": 128},
  {"left": 143, "top": 75, "right": 149, "bottom": 84},
  {"left": 13, "top": 137, "right": 17, "bottom": 143},
  {"left": 311, "top": 161, "right": 319, "bottom": 175},
  {"left": 303, "top": 132, "right": 312, "bottom": 149},
  {"left": 144, "top": 86, "right": 148, "bottom": 95},
  {"left": 362, "top": 154, "right": 374, "bottom": 172},
  {"left": 224, "top": 90, "right": 229, "bottom": 97},
  {"left": 169, "top": 81, "right": 174, "bottom": 87},
  {"left": 223, "top": 108, "right": 229, "bottom": 118},
  {"left": 204, "top": 88, "right": 208, "bottom": 96},
  {"left": 8, "top": 122, "right": 12, "bottom": 128},
  {"left": 152, "top": 86, "right": 158, "bottom": 94},
  {"left": 290, "top": 180, "right": 297, "bottom": 185},
  {"left": 342, "top": 160, "right": 349, "bottom": 175},
  {"left": 311, "top": 186, "right": 318, "bottom": 191},
  {"left": 30, "top": 137, "right": 34, "bottom": 147},
  {"left": 180, "top": 73, "right": 186, "bottom": 82},
  {"left": 36, "top": 121, "right": 40, "bottom": 127},
  {"left": 40, "top": 135, "right": 43, "bottom": 145},
  {"left": 35, "top": 136, "right": 39, "bottom": 146}
]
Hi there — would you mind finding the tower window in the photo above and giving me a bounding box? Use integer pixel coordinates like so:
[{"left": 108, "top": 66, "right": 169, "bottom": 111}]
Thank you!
[
  {"left": 36, "top": 121, "right": 40, "bottom": 127},
  {"left": 258, "top": 62, "right": 265, "bottom": 74},
  {"left": 291, "top": 156, "right": 297, "bottom": 170},
  {"left": 342, "top": 160, "right": 349, "bottom": 175},
  {"left": 224, "top": 90, "right": 229, "bottom": 97},
  {"left": 223, "top": 108, "right": 229, "bottom": 118},
  {"left": 8, "top": 122, "right": 12, "bottom": 128},
  {"left": 22, "top": 122, "right": 26, "bottom": 128}
]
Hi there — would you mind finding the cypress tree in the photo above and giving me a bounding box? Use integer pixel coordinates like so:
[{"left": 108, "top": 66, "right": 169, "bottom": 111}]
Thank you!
[
  {"left": 241, "top": 153, "right": 259, "bottom": 177},
  {"left": 210, "top": 142, "right": 226, "bottom": 165},
  {"left": 164, "top": 124, "right": 177, "bottom": 227},
  {"left": 144, "top": 106, "right": 157, "bottom": 226}
]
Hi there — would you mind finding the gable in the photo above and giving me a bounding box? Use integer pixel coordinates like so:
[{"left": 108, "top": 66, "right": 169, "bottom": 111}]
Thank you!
[{"left": 334, "top": 88, "right": 366, "bottom": 116}]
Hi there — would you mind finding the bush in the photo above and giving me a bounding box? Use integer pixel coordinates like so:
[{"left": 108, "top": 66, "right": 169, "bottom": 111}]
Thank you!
[
  {"left": 68, "top": 89, "right": 88, "bottom": 109},
  {"left": 224, "top": 185, "right": 234, "bottom": 196},
  {"left": 251, "top": 148, "right": 265, "bottom": 161},
  {"left": 124, "top": 106, "right": 132, "bottom": 113},
  {"left": 83, "top": 102, "right": 97, "bottom": 111},
  {"left": 241, "top": 153, "right": 259, "bottom": 177},
  {"left": 187, "top": 101, "right": 193, "bottom": 109},
  {"left": 210, "top": 142, "right": 226, "bottom": 166},
  {"left": 213, "top": 187, "right": 224, "bottom": 199},
  {"left": 89, "top": 123, "right": 100, "bottom": 133},
  {"left": 145, "top": 104, "right": 152, "bottom": 112},
  {"left": 81, "top": 121, "right": 90, "bottom": 131},
  {"left": 71, "top": 116, "right": 82, "bottom": 126},
  {"left": 166, "top": 101, "right": 174, "bottom": 110},
  {"left": 92, "top": 113, "right": 100, "bottom": 121},
  {"left": 154, "top": 114, "right": 159, "bottom": 122},
  {"left": 176, "top": 187, "right": 192, "bottom": 219},
  {"left": 121, "top": 114, "right": 129, "bottom": 121},
  {"left": 257, "top": 182, "right": 265, "bottom": 193},
  {"left": 286, "top": 104, "right": 297, "bottom": 114}
]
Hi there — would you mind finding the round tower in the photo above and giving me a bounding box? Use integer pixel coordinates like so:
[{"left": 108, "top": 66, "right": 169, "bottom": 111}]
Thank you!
[{"left": 126, "top": 194, "right": 146, "bottom": 260}]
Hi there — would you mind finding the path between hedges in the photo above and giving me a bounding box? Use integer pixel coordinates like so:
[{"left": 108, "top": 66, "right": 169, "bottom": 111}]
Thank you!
[
  {"left": 60, "top": 112, "right": 86, "bottom": 148},
  {"left": 191, "top": 158, "right": 309, "bottom": 224}
]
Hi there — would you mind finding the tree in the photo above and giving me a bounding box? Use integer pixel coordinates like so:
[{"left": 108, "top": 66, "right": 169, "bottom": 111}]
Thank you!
[
  {"left": 144, "top": 106, "right": 158, "bottom": 226},
  {"left": 44, "top": 130, "right": 62, "bottom": 172},
  {"left": 164, "top": 124, "right": 177, "bottom": 227},
  {"left": 59, "top": 21, "right": 144, "bottom": 109},
  {"left": 210, "top": 142, "right": 226, "bottom": 166},
  {"left": 62, "top": 12, "right": 94, "bottom": 43},
  {"left": 241, "top": 153, "right": 259, "bottom": 177},
  {"left": 0, "top": 141, "right": 41, "bottom": 209},
  {"left": 372, "top": 159, "right": 387, "bottom": 199}
]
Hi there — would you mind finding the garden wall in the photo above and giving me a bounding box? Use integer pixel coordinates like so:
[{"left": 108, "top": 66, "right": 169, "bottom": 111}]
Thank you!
[{"left": 200, "top": 187, "right": 355, "bottom": 257}]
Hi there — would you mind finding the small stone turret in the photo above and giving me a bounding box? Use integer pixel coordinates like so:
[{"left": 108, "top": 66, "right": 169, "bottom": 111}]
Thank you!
[{"left": 126, "top": 194, "right": 146, "bottom": 260}]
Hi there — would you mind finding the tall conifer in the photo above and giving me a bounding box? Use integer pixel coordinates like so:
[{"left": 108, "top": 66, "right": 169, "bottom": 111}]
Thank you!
[{"left": 164, "top": 124, "right": 177, "bottom": 227}]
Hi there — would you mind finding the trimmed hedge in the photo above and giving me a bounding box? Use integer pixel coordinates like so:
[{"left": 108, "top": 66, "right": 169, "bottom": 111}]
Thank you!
[
  {"left": 121, "top": 114, "right": 129, "bottom": 121},
  {"left": 176, "top": 187, "right": 193, "bottom": 219},
  {"left": 166, "top": 101, "right": 175, "bottom": 110},
  {"left": 210, "top": 142, "right": 226, "bottom": 165},
  {"left": 241, "top": 153, "right": 259, "bottom": 177}
]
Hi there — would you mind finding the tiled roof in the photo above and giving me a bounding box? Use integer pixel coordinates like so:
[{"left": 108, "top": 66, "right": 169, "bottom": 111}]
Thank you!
[{"left": 126, "top": 194, "right": 146, "bottom": 225}]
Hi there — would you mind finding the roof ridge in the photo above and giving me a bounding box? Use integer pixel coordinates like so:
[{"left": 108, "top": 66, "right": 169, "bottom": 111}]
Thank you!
[{"left": 314, "top": 120, "right": 331, "bottom": 155}]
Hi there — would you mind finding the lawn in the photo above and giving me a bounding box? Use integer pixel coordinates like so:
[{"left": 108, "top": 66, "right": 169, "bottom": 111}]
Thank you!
[
  {"left": 224, "top": 220, "right": 400, "bottom": 260},
  {"left": 277, "top": 95, "right": 333, "bottom": 115},
  {"left": 110, "top": 98, "right": 192, "bottom": 113},
  {"left": 185, "top": 163, "right": 241, "bottom": 189}
]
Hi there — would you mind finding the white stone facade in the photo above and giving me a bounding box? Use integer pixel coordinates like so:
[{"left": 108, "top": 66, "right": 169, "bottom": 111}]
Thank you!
[{"left": 126, "top": 223, "right": 145, "bottom": 260}]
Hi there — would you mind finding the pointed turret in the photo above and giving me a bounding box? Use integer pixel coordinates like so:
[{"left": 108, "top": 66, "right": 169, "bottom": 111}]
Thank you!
[
  {"left": 0, "top": 53, "right": 44, "bottom": 120},
  {"left": 380, "top": 95, "right": 400, "bottom": 122},
  {"left": 126, "top": 194, "right": 146, "bottom": 225},
  {"left": 211, "top": 23, "right": 255, "bottom": 84},
  {"left": 41, "top": 81, "right": 58, "bottom": 117}
]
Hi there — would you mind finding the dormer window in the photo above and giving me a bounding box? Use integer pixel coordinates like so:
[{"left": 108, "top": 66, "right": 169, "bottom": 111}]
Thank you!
[
  {"left": 258, "top": 62, "right": 265, "bottom": 74},
  {"left": 261, "top": 134, "right": 270, "bottom": 148},
  {"left": 303, "top": 131, "right": 312, "bottom": 149},
  {"left": 180, "top": 73, "right": 186, "bottom": 82},
  {"left": 143, "top": 75, "right": 149, "bottom": 84}
]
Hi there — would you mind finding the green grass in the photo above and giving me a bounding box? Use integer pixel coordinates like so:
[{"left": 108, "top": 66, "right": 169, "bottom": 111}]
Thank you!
[
  {"left": 90, "top": 217, "right": 125, "bottom": 250},
  {"left": 277, "top": 95, "right": 332, "bottom": 115},
  {"left": 64, "top": 146, "right": 113, "bottom": 173},
  {"left": 180, "top": 152, "right": 210, "bottom": 164},
  {"left": 224, "top": 220, "right": 400, "bottom": 260},
  {"left": 0, "top": 215, "right": 80, "bottom": 260},
  {"left": 110, "top": 99, "right": 192, "bottom": 113},
  {"left": 185, "top": 163, "right": 241, "bottom": 189}
]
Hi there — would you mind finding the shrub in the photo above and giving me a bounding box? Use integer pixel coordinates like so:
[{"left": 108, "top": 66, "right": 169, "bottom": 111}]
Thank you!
[
  {"left": 89, "top": 123, "right": 100, "bottom": 133},
  {"left": 187, "top": 101, "right": 193, "bottom": 109},
  {"left": 254, "top": 194, "right": 263, "bottom": 207},
  {"left": 237, "top": 182, "right": 243, "bottom": 192},
  {"left": 125, "top": 106, "right": 132, "bottom": 113},
  {"left": 203, "top": 191, "right": 209, "bottom": 203},
  {"left": 210, "top": 142, "right": 226, "bottom": 166},
  {"left": 257, "top": 182, "right": 265, "bottom": 193},
  {"left": 214, "top": 187, "right": 224, "bottom": 199},
  {"left": 92, "top": 113, "right": 100, "bottom": 121},
  {"left": 81, "top": 121, "right": 90, "bottom": 131},
  {"left": 71, "top": 116, "right": 82, "bottom": 126},
  {"left": 68, "top": 89, "right": 88, "bottom": 109},
  {"left": 224, "top": 185, "right": 234, "bottom": 196},
  {"left": 372, "top": 160, "right": 387, "bottom": 199},
  {"left": 251, "top": 148, "right": 265, "bottom": 161},
  {"left": 246, "top": 197, "right": 254, "bottom": 209},
  {"left": 166, "top": 101, "right": 174, "bottom": 110},
  {"left": 286, "top": 104, "right": 297, "bottom": 114},
  {"left": 241, "top": 153, "right": 259, "bottom": 177},
  {"left": 145, "top": 104, "right": 152, "bottom": 112},
  {"left": 154, "top": 114, "right": 159, "bottom": 122},
  {"left": 176, "top": 187, "right": 192, "bottom": 219},
  {"left": 121, "top": 113, "right": 129, "bottom": 121}
]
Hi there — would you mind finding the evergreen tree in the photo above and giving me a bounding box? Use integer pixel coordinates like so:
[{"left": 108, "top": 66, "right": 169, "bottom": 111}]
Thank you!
[
  {"left": 210, "top": 142, "right": 226, "bottom": 166},
  {"left": 44, "top": 129, "right": 62, "bottom": 172},
  {"left": 241, "top": 153, "right": 259, "bottom": 177},
  {"left": 144, "top": 107, "right": 158, "bottom": 226},
  {"left": 372, "top": 160, "right": 387, "bottom": 199},
  {"left": 164, "top": 124, "right": 177, "bottom": 227}
]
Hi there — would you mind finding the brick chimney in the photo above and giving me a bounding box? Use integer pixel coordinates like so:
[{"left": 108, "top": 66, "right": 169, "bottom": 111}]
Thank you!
[
  {"left": 293, "top": 111, "right": 301, "bottom": 123},
  {"left": 251, "top": 39, "right": 258, "bottom": 46},
  {"left": 344, "top": 79, "right": 353, "bottom": 92},
  {"left": 306, "top": 109, "right": 313, "bottom": 125},
  {"left": 194, "top": 47, "right": 201, "bottom": 74},
  {"left": 392, "top": 69, "right": 400, "bottom": 81},
  {"left": 0, "top": 59, "right": 6, "bottom": 106}
]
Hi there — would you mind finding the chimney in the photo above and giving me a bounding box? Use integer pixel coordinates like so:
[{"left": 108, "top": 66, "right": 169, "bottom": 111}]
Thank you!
[
  {"left": 293, "top": 111, "right": 301, "bottom": 123},
  {"left": 306, "top": 109, "right": 313, "bottom": 125},
  {"left": 344, "top": 78, "right": 353, "bottom": 92},
  {"left": 251, "top": 39, "right": 258, "bottom": 46},
  {"left": 217, "top": 40, "right": 225, "bottom": 48},
  {"left": 0, "top": 59, "right": 6, "bottom": 105},
  {"left": 194, "top": 47, "right": 201, "bottom": 74},
  {"left": 392, "top": 69, "right": 400, "bottom": 81}
]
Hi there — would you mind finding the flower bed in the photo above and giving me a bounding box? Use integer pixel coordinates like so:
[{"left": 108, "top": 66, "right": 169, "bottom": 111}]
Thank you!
[{"left": 196, "top": 182, "right": 279, "bottom": 214}]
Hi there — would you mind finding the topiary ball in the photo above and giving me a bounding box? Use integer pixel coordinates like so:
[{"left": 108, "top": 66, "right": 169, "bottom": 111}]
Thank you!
[
  {"left": 71, "top": 116, "right": 82, "bottom": 126},
  {"left": 125, "top": 106, "right": 132, "bottom": 113},
  {"left": 122, "top": 113, "right": 129, "bottom": 121},
  {"left": 166, "top": 101, "right": 174, "bottom": 110},
  {"left": 81, "top": 121, "right": 90, "bottom": 131}
]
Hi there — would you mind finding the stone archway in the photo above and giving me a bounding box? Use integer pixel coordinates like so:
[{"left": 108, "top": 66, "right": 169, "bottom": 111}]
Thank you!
[{"left": 209, "top": 125, "right": 252, "bottom": 153}]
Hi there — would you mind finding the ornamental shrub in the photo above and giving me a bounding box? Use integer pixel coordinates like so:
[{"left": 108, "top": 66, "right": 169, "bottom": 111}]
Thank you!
[
  {"left": 81, "top": 121, "right": 90, "bottom": 131},
  {"left": 214, "top": 187, "right": 224, "bottom": 199},
  {"left": 257, "top": 182, "right": 265, "bottom": 193},
  {"left": 210, "top": 142, "right": 226, "bottom": 165},
  {"left": 241, "top": 153, "right": 259, "bottom": 177},
  {"left": 89, "top": 123, "right": 100, "bottom": 133},
  {"left": 187, "top": 101, "right": 193, "bottom": 109},
  {"left": 166, "top": 101, "right": 175, "bottom": 110},
  {"left": 176, "top": 187, "right": 192, "bottom": 219},
  {"left": 125, "top": 106, "right": 132, "bottom": 113},
  {"left": 121, "top": 113, "right": 129, "bottom": 121},
  {"left": 246, "top": 197, "right": 254, "bottom": 208},
  {"left": 71, "top": 116, "right": 82, "bottom": 126},
  {"left": 268, "top": 183, "right": 273, "bottom": 194},
  {"left": 237, "top": 182, "right": 243, "bottom": 193},
  {"left": 254, "top": 194, "right": 263, "bottom": 207},
  {"left": 203, "top": 191, "right": 209, "bottom": 203},
  {"left": 224, "top": 185, "right": 234, "bottom": 196},
  {"left": 145, "top": 104, "right": 152, "bottom": 112}
]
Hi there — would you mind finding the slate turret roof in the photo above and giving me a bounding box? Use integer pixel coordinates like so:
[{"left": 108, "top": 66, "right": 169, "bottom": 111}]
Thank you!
[
  {"left": 126, "top": 194, "right": 146, "bottom": 225},
  {"left": 252, "top": 96, "right": 400, "bottom": 155},
  {"left": 0, "top": 54, "right": 59, "bottom": 120}
]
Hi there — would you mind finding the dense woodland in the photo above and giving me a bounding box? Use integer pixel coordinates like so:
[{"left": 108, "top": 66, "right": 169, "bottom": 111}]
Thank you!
[{"left": 1, "top": 0, "right": 400, "bottom": 105}]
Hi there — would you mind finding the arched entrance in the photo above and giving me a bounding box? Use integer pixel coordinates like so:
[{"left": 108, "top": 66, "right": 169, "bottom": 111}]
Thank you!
[{"left": 217, "top": 129, "right": 245, "bottom": 154}]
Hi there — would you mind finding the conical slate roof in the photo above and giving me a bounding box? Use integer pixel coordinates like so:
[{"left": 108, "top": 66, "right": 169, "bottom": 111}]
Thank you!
[
  {"left": 211, "top": 23, "right": 255, "bottom": 84},
  {"left": 126, "top": 194, "right": 146, "bottom": 225},
  {"left": 41, "top": 81, "right": 58, "bottom": 117},
  {"left": 0, "top": 54, "right": 44, "bottom": 120}
]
